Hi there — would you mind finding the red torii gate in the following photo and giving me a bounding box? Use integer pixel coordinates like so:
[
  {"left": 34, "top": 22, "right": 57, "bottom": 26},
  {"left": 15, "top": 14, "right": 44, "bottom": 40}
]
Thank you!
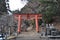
[{"left": 14, "top": 14, "right": 42, "bottom": 33}]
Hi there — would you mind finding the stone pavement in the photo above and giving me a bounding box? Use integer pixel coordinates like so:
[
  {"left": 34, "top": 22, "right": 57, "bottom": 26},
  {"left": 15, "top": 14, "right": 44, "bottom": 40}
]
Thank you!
[
  {"left": 7, "top": 31, "right": 40, "bottom": 39},
  {"left": 7, "top": 32, "right": 60, "bottom": 40},
  {"left": 17, "top": 31, "right": 41, "bottom": 37}
]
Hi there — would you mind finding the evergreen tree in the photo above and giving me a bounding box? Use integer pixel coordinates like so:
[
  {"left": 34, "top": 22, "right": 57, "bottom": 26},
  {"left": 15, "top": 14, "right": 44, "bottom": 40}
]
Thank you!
[
  {"left": 39, "top": 0, "right": 57, "bottom": 23},
  {"left": 0, "top": 0, "right": 7, "bottom": 15}
]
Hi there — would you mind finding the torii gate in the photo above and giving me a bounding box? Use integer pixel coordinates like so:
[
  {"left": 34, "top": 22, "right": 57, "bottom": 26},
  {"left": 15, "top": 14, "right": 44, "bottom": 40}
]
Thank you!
[{"left": 14, "top": 13, "right": 42, "bottom": 33}]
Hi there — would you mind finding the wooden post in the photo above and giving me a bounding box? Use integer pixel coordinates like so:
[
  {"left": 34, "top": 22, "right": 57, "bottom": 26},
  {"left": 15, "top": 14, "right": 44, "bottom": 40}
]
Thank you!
[
  {"left": 35, "top": 15, "right": 39, "bottom": 32},
  {"left": 17, "top": 15, "right": 21, "bottom": 33}
]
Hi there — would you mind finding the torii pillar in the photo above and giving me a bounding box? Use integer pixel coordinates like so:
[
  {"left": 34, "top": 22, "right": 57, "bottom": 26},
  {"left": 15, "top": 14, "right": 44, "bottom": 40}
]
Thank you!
[
  {"left": 17, "top": 15, "right": 21, "bottom": 33},
  {"left": 35, "top": 15, "right": 39, "bottom": 32}
]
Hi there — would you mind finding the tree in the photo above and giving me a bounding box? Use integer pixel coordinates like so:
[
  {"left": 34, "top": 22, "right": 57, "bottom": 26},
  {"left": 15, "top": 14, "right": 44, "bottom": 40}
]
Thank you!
[
  {"left": 18, "top": 0, "right": 58, "bottom": 23},
  {"left": 39, "top": 0, "right": 57, "bottom": 23},
  {"left": 56, "top": 0, "right": 60, "bottom": 16},
  {"left": 0, "top": 0, "right": 7, "bottom": 15}
]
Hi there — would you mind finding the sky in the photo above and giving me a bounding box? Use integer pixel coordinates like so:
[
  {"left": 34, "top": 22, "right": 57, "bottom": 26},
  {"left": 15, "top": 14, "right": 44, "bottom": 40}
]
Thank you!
[{"left": 9, "top": 0, "right": 28, "bottom": 11}]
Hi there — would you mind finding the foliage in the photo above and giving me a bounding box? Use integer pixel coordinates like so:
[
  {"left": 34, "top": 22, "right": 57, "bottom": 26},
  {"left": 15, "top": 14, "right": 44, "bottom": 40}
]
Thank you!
[
  {"left": 38, "top": 19, "right": 43, "bottom": 26},
  {"left": 39, "top": 0, "right": 57, "bottom": 23},
  {"left": 20, "top": 0, "right": 58, "bottom": 23},
  {"left": 0, "top": 0, "right": 7, "bottom": 15}
]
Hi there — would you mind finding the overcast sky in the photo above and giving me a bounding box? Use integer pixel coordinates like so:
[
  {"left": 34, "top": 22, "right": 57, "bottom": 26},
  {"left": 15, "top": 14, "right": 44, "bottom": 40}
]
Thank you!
[{"left": 9, "top": 0, "right": 28, "bottom": 11}]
